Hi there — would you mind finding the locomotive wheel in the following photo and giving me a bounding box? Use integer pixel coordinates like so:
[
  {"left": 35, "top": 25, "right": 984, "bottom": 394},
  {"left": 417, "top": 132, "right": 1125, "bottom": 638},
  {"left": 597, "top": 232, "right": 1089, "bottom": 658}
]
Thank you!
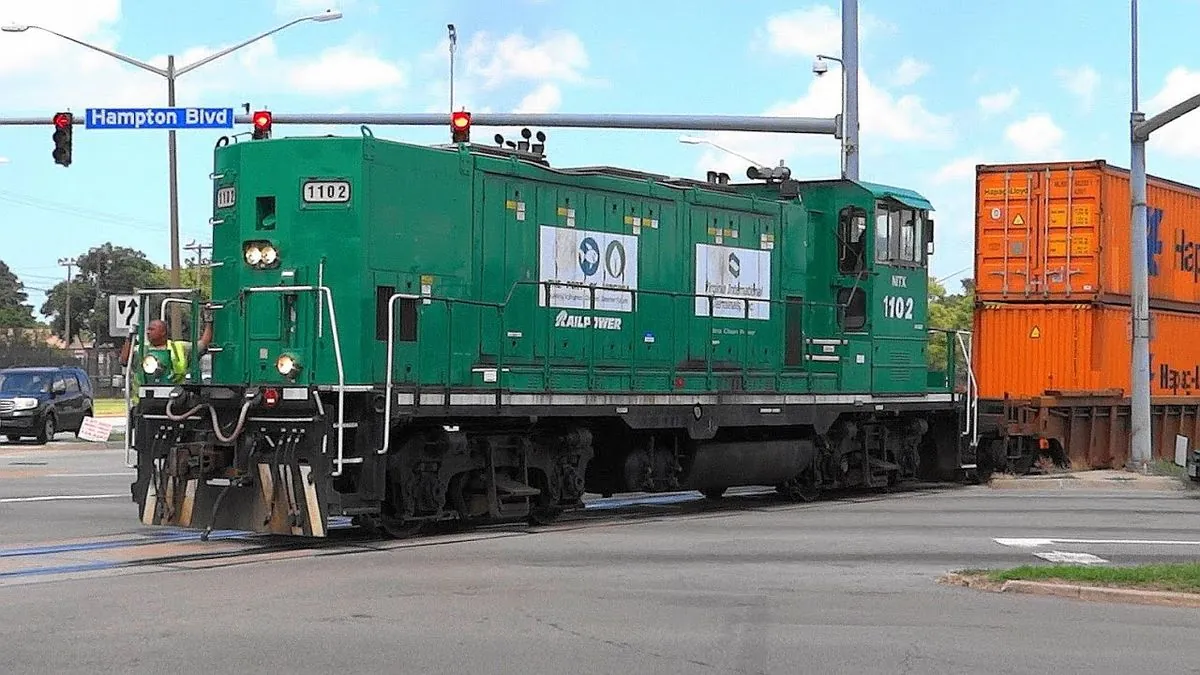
[
  {"left": 778, "top": 467, "right": 820, "bottom": 503},
  {"left": 528, "top": 504, "right": 563, "bottom": 526}
]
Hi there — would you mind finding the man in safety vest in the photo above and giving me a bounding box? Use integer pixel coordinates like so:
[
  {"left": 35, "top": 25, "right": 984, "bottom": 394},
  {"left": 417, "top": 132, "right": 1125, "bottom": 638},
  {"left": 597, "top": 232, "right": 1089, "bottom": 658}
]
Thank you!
[{"left": 119, "top": 313, "right": 213, "bottom": 392}]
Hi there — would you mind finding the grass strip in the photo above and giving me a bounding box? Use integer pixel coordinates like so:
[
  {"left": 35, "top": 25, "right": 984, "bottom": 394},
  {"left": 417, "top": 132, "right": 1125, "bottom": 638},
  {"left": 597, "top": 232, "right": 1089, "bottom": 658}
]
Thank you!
[
  {"left": 92, "top": 398, "right": 126, "bottom": 416},
  {"left": 986, "top": 562, "right": 1200, "bottom": 594}
]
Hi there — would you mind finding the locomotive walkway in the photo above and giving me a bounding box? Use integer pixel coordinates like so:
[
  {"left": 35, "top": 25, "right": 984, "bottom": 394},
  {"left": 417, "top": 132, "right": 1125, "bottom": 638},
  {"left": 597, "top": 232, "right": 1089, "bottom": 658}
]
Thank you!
[{"left": 2, "top": 441, "right": 1200, "bottom": 672}]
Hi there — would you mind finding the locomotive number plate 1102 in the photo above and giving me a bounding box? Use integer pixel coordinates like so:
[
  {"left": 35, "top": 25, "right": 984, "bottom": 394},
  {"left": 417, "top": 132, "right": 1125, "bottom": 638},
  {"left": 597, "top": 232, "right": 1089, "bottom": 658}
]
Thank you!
[{"left": 302, "top": 180, "right": 351, "bottom": 203}]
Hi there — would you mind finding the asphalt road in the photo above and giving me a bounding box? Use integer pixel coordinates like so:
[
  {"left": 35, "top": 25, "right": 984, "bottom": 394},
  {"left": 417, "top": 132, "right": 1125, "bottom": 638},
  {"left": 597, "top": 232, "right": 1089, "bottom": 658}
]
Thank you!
[{"left": 4, "top": 441, "right": 1200, "bottom": 674}]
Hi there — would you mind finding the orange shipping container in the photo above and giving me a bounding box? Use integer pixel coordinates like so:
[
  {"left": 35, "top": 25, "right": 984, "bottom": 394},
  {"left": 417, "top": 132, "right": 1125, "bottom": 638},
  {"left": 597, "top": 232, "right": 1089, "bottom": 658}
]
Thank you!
[
  {"left": 975, "top": 159, "right": 1200, "bottom": 309},
  {"left": 973, "top": 302, "right": 1200, "bottom": 400}
]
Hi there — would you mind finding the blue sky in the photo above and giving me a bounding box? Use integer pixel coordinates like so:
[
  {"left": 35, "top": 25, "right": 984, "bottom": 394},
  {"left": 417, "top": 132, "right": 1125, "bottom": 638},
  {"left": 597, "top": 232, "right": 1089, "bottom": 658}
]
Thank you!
[{"left": 4, "top": 0, "right": 1200, "bottom": 315}]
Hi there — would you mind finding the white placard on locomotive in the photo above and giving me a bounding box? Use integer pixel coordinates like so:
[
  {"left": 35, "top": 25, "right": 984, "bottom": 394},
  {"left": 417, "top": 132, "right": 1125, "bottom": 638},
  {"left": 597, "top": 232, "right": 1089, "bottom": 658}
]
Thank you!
[{"left": 302, "top": 180, "right": 351, "bottom": 203}]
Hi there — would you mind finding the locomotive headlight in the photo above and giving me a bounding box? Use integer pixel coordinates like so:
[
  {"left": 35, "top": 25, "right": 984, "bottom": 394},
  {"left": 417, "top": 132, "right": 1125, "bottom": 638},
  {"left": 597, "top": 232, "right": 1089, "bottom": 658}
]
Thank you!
[
  {"left": 142, "top": 354, "right": 164, "bottom": 376},
  {"left": 261, "top": 244, "right": 278, "bottom": 266},
  {"left": 244, "top": 244, "right": 263, "bottom": 266},
  {"left": 275, "top": 353, "right": 301, "bottom": 378}
]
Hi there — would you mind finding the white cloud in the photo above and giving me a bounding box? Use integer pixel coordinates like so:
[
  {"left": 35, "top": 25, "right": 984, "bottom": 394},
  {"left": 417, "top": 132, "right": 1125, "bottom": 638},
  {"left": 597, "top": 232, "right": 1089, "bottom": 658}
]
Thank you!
[
  {"left": 286, "top": 44, "right": 405, "bottom": 95},
  {"left": 1057, "top": 65, "right": 1099, "bottom": 109},
  {"left": 1004, "top": 113, "right": 1064, "bottom": 158},
  {"left": 687, "top": 9, "right": 949, "bottom": 180},
  {"left": 761, "top": 4, "right": 892, "bottom": 58},
  {"left": 688, "top": 68, "right": 952, "bottom": 180},
  {"left": 978, "top": 87, "right": 1018, "bottom": 115},
  {"left": 932, "top": 156, "right": 982, "bottom": 185},
  {"left": 1146, "top": 66, "right": 1200, "bottom": 157},
  {"left": 0, "top": 157, "right": 9, "bottom": 164},
  {"left": 0, "top": 2, "right": 407, "bottom": 114},
  {"left": 414, "top": 29, "right": 590, "bottom": 115},
  {"left": 892, "top": 58, "right": 929, "bottom": 87},
  {"left": 513, "top": 83, "right": 562, "bottom": 114},
  {"left": 465, "top": 30, "right": 588, "bottom": 90}
]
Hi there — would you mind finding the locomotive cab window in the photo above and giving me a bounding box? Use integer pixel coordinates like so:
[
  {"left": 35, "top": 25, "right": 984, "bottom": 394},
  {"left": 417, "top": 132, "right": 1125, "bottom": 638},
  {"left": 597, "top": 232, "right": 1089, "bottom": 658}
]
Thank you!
[
  {"left": 837, "top": 206, "right": 868, "bottom": 274},
  {"left": 837, "top": 286, "right": 867, "bottom": 331},
  {"left": 874, "top": 200, "right": 928, "bottom": 267}
]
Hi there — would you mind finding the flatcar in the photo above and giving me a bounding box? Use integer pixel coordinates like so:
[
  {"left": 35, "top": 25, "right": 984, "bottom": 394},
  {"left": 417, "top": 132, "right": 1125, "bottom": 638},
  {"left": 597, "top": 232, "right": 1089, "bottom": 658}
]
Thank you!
[{"left": 123, "top": 113, "right": 976, "bottom": 538}]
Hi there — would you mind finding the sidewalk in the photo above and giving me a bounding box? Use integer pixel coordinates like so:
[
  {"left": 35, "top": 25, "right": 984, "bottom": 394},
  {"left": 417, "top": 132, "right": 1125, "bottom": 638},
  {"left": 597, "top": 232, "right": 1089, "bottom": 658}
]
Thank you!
[{"left": 988, "top": 469, "right": 1191, "bottom": 491}]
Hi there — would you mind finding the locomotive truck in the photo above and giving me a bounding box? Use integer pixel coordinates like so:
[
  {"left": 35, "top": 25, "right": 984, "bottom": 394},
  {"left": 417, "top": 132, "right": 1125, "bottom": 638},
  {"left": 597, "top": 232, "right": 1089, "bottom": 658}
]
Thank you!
[{"left": 124, "top": 112, "right": 977, "bottom": 539}]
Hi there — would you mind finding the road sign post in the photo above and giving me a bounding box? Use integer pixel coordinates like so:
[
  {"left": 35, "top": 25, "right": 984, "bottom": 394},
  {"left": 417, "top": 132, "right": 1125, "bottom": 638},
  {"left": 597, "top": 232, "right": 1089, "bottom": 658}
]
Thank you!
[{"left": 108, "top": 294, "right": 140, "bottom": 338}]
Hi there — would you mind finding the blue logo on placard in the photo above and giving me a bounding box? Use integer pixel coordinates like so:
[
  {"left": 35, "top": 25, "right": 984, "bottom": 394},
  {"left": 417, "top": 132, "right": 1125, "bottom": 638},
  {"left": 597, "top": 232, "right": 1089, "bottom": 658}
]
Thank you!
[
  {"left": 578, "top": 237, "right": 600, "bottom": 276},
  {"left": 728, "top": 252, "right": 741, "bottom": 278},
  {"left": 1148, "top": 206, "right": 1164, "bottom": 277}
]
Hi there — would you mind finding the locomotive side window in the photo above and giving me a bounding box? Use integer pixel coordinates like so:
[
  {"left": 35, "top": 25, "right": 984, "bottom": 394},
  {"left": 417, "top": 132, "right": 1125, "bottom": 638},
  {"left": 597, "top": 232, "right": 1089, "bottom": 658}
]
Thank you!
[
  {"left": 837, "top": 286, "right": 867, "bottom": 331},
  {"left": 837, "top": 206, "right": 868, "bottom": 274},
  {"left": 875, "top": 200, "right": 927, "bottom": 266}
]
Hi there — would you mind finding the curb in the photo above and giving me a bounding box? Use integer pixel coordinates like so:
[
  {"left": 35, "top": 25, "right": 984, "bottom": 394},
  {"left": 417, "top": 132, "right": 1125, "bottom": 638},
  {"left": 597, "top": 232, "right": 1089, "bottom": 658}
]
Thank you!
[
  {"left": 939, "top": 573, "right": 1200, "bottom": 608},
  {"left": 986, "top": 477, "right": 1187, "bottom": 491}
]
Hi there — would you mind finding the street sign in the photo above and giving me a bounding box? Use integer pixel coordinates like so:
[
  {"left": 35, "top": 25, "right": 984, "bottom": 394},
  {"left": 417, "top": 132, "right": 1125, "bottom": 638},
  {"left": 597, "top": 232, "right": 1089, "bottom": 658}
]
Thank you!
[
  {"left": 108, "top": 294, "right": 140, "bottom": 337},
  {"left": 85, "top": 107, "right": 235, "bottom": 130}
]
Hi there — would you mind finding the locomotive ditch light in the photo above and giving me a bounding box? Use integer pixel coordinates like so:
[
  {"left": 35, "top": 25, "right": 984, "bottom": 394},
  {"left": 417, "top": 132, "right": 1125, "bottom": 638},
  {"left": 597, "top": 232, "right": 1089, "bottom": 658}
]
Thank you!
[
  {"left": 142, "top": 354, "right": 165, "bottom": 377},
  {"left": 275, "top": 353, "right": 301, "bottom": 379}
]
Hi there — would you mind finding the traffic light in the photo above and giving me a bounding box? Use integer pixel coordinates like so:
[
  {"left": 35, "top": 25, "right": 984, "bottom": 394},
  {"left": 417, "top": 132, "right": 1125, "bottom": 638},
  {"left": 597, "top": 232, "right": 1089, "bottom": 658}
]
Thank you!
[
  {"left": 451, "top": 111, "right": 471, "bottom": 143},
  {"left": 52, "top": 112, "right": 73, "bottom": 167},
  {"left": 252, "top": 110, "right": 272, "bottom": 140}
]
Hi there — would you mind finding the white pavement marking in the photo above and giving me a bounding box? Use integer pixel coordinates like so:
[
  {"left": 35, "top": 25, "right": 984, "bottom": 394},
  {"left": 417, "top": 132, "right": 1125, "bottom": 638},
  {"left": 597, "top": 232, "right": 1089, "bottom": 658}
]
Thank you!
[
  {"left": 1033, "top": 551, "right": 1109, "bottom": 565},
  {"left": 995, "top": 537, "right": 1200, "bottom": 548},
  {"left": 0, "top": 494, "right": 125, "bottom": 503}
]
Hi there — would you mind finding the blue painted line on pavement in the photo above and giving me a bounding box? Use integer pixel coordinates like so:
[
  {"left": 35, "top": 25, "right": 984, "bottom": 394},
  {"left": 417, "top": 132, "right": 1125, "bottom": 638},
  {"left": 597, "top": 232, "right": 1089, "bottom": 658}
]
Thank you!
[
  {"left": 0, "top": 561, "right": 118, "bottom": 578},
  {"left": 584, "top": 492, "right": 703, "bottom": 510},
  {"left": 0, "top": 529, "right": 247, "bottom": 559}
]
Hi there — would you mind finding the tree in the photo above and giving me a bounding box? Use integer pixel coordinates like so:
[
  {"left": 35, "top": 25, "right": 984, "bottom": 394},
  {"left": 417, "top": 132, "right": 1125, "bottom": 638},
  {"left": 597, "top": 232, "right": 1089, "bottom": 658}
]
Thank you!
[
  {"left": 40, "top": 243, "right": 169, "bottom": 346},
  {"left": 0, "top": 260, "right": 36, "bottom": 328},
  {"left": 927, "top": 277, "right": 975, "bottom": 386}
]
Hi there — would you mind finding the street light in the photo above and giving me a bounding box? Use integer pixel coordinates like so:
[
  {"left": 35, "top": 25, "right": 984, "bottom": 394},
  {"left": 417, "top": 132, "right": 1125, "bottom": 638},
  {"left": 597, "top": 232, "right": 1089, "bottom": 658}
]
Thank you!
[
  {"left": 1127, "top": 0, "right": 1200, "bottom": 472},
  {"left": 679, "top": 134, "right": 770, "bottom": 169},
  {"left": 814, "top": 54, "right": 847, "bottom": 179},
  {"left": 1, "top": 9, "right": 343, "bottom": 335}
]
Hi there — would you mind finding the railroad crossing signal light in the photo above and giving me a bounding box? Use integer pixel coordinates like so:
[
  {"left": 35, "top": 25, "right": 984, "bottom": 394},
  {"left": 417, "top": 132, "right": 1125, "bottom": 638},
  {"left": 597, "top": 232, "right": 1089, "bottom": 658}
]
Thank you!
[
  {"left": 52, "top": 112, "right": 73, "bottom": 167},
  {"left": 252, "top": 110, "right": 272, "bottom": 140},
  {"left": 451, "top": 111, "right": 471, "bottom": 143}
]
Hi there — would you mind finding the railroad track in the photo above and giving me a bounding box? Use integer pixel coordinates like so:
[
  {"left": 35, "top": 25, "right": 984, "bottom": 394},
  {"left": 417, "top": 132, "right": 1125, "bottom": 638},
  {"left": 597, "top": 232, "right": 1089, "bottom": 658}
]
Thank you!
[{"left": 0, "top": 481, "right": 964, "bottom": 586}]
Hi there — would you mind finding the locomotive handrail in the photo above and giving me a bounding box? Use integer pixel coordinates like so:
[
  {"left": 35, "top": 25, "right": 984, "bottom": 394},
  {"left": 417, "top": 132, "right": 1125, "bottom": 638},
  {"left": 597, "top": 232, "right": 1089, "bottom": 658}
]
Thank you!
[
  {"left": 122, "top": 286, "right": 206, "bottom": 467},
  {"left": 242, "top": 285, "right": 349, "bottom": 476},
  {"left": 382, "top": 291, "right": 423, "bottom": 456},
  {"left": 954, "top": 329, "right": 979, "bottom": 447}
]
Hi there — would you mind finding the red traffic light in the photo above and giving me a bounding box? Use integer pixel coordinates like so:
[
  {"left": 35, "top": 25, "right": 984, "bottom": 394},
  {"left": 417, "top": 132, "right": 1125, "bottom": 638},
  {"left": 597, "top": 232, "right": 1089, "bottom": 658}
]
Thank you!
[
  {"left": 53, "top": 112, "right": 72, "bottom": 129},
  {"left": 451, "top": 111, "right": 470, "bottom": 143},
  {"left": 252, "top": 110, "right": 272, "bottom": 140}
]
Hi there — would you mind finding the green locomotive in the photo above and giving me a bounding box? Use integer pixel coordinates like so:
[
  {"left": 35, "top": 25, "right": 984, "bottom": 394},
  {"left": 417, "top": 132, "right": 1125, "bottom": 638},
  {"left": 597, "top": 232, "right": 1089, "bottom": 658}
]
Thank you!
[{"left": 125, "top": 113, "right": 974, "bottom": 538}]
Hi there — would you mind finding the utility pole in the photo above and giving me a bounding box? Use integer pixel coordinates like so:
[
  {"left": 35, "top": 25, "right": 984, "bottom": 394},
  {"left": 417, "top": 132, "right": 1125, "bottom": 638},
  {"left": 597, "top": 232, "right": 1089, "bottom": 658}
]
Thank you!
[
  {"left": 183, "top": 240, "right": 212, "bottom": 290},
  {"left": 57, "top": 257, "right": 76, "bottom": 348},
  {"left": 448, "top": 24, "right": 457, "bottom": 112},
  {"left": 1128, "top": 0, "right": 1200, "bottom": 471},
  {"left": 842, "top": 0, "right": 860, "bottom": 181}
]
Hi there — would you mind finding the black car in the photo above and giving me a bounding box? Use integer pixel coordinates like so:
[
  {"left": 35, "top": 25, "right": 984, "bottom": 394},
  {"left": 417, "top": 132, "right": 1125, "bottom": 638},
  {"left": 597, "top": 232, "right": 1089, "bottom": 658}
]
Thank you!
[{"left": 0, "top": 366, "right": 94, "bottom": 444}]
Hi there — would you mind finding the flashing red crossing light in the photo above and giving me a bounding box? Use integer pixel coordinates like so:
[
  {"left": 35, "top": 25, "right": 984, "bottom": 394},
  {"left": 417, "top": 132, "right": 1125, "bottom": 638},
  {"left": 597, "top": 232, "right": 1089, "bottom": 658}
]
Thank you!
[
  {"left": 252, "top": 110, "right": 272, "bottom": 140},
  {"left": 451, "top": 111, "right": 471, "bottom": 143},
  {"left": 51, "top": 112, "right": 73, "bottom": 167}
]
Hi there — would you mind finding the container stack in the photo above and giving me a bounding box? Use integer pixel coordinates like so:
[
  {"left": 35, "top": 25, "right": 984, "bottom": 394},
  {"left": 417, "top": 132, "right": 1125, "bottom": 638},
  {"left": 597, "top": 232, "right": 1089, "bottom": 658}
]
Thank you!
[{"left": 971, "top": 159, "right": 1200, "bottom": 402}]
